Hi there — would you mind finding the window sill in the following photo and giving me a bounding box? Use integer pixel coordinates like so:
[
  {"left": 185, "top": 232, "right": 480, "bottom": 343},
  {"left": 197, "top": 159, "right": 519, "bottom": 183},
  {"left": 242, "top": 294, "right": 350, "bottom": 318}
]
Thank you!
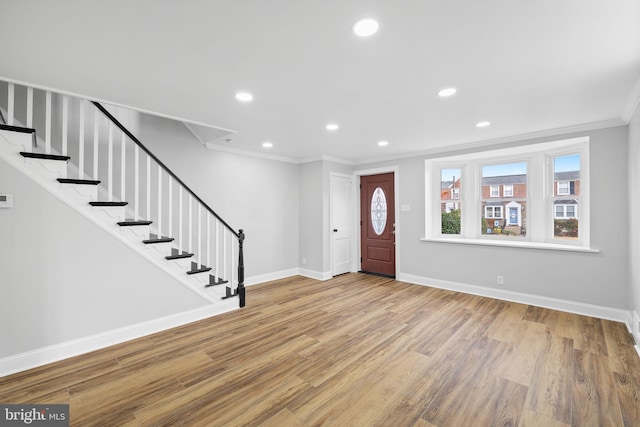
[{"left": 420, "top": 237, "right": 600, "bottom": 253}]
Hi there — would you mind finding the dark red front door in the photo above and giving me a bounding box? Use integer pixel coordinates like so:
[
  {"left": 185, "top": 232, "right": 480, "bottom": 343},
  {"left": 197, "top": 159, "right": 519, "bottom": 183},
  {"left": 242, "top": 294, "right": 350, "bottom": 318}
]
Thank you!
[{"left": 360, "top": 173, "right": 395, "bottom": 277}]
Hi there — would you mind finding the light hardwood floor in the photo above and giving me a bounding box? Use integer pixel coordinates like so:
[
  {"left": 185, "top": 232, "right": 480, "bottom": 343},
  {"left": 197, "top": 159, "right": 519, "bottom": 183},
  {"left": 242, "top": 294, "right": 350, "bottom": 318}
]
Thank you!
[{"left": 1, "top": 273, "right": 639, "bottom": 426}]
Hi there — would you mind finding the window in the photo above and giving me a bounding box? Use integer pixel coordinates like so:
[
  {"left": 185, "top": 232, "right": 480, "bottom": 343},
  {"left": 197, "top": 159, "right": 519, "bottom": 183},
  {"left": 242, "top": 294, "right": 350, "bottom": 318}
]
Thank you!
[
  {"left": 424, "top": 137, "right": 590, "bottom": 249},
  {"left": 481, "top": 162, "right": 527, "bottom": 238},
  {"left": 557, "top": 181, "right": 570, "bottom": 195},
  {"left": 485, "top": 206, "right": 503, "bottom": 219},
  {"left": 553, "top": 154, "right": 580, "bottom": 240},
  {"left": 503, "top": 185, "right": 514, "bottom": 197},
  {"left": 440, "top": 168, "right": 461, "bottom": 235}
]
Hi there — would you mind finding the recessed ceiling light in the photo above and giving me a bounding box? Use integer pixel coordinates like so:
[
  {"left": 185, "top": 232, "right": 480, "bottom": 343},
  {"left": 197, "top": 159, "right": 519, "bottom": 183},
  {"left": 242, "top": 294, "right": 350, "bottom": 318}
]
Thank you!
[
  {"left": 378, "top": 140, "right": 389, "bottom": 147},
  {"left": 353, "top": 18, "right": 379, "bottom": 37},
  {"left": 326, "top": 123, "right": 339, "bottom": 131},
  {"left": 262, "top": 141, "right": 273, "bottom": 148},
  {"left": 235, "top": 92, "right": 253, "bottom": 102},
  {"left": 476, "top": 121, "right": 491, "bottom": 128},
  {"left": 438, "top": 88, "right": 457, "bottom": 97}
]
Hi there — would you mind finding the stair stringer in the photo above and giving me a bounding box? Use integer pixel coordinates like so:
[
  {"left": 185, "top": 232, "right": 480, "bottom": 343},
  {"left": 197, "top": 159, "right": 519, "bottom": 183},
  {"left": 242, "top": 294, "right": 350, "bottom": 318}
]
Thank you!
[{"left": 0, "top": 129, "right": 231, "bottom": 304}]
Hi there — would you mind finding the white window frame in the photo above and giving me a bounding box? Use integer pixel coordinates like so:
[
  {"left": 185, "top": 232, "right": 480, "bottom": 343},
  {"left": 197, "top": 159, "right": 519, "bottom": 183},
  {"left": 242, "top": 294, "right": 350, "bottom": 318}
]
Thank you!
[
  {"left": 424, "top": 137, "right": 592, "bottom": 251},
  {"left": 485, "top": 205, "right": 503, "bottom": 219},
  {"left": 489, "top": 185, "right": 500, "bottom": 197},
  {"left": 555, "top": 204, "right": 577, "bottom": 219},
  {"left": 503, "top": 184, "right": 514, "bottom": 197},
  {"left": 557, "top": 181, "right": 570, "bottom": 195}
]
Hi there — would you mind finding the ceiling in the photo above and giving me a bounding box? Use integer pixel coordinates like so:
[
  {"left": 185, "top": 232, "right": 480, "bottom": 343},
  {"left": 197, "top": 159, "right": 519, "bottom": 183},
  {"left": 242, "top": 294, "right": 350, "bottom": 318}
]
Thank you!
[{"left": 1, "top": 0, "right": 639, "bottom": 163}]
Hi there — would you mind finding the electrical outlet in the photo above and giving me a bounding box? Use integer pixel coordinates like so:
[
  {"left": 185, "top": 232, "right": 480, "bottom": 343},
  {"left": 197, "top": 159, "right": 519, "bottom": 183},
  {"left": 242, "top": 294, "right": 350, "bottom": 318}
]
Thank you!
[{"left": 497, "top": 275, "right": 504, "bottom": 285}]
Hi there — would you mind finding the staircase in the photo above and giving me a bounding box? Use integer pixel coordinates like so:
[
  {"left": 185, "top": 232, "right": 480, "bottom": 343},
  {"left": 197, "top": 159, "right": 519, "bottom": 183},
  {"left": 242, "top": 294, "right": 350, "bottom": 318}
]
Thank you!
[{"left": 0, "top": 79, "right": 245, "bottom": 308}]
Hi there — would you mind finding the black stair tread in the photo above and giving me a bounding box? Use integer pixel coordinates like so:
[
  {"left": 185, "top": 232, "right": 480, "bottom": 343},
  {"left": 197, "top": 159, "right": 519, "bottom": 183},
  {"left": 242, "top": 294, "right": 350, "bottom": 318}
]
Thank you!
[
  {"left": 222, "top": 286, "right": 239, "bottom": 299},
  {"left": 0, "top": 124, "right": 35, "bottom": 134},
  {"left": 89, "top": 201, "right": 129, "bottom": 207},
  {"left": 57, "top": 178, "right": 101, "bottom": 185},
  {"left": 165, "top": 251, "right": 194, "bottom": 260},
  {"left": 143, "top": 235, "right": 175, "bottom": 244},
  {"left": 117, "top": 220, "right": 153, "bottom": 226},
  {"left": 187, "top": 267, "right": 212, "bottom": 275},
  {"left": 20, "top": 152, "right": 70, "bottom": 161}
]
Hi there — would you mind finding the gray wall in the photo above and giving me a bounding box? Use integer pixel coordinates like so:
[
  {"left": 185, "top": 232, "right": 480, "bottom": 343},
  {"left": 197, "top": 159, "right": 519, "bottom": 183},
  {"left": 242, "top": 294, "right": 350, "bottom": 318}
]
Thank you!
[
  {"left": 298, "top": 161, "right": 324, "bottom": 273},
  {"left": 137, "top": 114, "right": 300, "bottom": 279},
  {"left": 0, "top": 147, "right": 208, "bottom": 358},
  {"left": 629, "top": 106, "right": 640, "bottom": 332},
  {"left": 357, "top": 126, "right": 630, "bottom": 310}
]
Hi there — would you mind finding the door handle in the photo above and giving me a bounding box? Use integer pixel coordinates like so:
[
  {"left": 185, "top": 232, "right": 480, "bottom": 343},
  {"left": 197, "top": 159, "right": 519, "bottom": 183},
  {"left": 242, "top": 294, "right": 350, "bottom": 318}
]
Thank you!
[{"left": 333, "top": 229, "right": 338, "bottom": 232}]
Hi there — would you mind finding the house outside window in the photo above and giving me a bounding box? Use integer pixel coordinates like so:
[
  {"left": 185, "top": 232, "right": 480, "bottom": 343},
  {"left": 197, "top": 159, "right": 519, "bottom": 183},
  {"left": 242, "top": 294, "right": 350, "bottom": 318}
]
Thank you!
[
  {"left": 553, "top": 155, "right": 581, "bottom": 240},
  {"left": 481, "top": 162, "right": 527, "bottom": 237},
  {"left": 440, "top": 168, "right": 462, "bottom": 235}
]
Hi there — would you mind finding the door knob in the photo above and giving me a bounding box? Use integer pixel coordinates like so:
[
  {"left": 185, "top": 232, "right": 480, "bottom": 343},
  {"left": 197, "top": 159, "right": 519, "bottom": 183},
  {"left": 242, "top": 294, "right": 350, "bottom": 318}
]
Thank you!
[{"left": 333, "top": 229, "right": 338, "bottom": 232}]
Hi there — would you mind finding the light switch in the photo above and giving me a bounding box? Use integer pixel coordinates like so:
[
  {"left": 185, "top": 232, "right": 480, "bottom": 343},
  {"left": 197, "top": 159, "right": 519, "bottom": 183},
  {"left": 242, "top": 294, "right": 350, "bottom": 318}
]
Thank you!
[{"left": 0, "top": 194, "right": 13, "bottom": 208}]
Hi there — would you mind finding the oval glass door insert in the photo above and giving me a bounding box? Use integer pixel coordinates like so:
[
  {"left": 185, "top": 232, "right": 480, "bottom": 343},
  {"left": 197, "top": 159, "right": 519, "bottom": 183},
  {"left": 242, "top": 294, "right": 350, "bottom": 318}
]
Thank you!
[{"left": 371, "top": 187, "right": 387, "bottom": 235}]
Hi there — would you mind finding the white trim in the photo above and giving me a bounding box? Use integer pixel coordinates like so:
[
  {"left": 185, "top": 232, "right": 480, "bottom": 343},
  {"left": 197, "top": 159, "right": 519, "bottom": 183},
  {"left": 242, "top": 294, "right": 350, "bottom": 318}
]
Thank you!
[
  {"left": 299, "top": 268, "right": 333, "bottom": 281},
  {"left": 398, "top": 273, "right": 631, "bottom": 325},
  {"left": 0, "top": 75, "right": 228, "bottom": 133},
  {"left": 245, "top": 268, "right": 300, "bottom": 286},
  {"left": 205, "top": 141, "right": 299, "bottom": 164},
  {"left": 353, "top": 119, "right": 624, "bottom": 165},
  {"left": 353, "top": 166, "right": 400, "bottom": 277},
  {"left": 420, "top": 236, "right": 599, "bottom": 253},
  {"left": 0, "top": 303, "right": 237, "bottom": 377},
  {"left": 622, "top": 76, "right": 640, "bottom": 123}
]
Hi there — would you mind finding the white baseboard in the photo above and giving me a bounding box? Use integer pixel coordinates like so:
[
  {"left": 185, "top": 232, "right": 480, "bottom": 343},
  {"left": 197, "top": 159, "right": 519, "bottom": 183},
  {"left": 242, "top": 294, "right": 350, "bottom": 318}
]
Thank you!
[
  {"left": 634, "top": 311, "right": 640, "bottom": 345},
  {"left": 298, "top": 268, "right": 332, "bottom": 281},
  {"left": 245, "top": 268, "right": 300, "bottom": 286},
  {"left": 0, "top": 302, "right": 237, "bottom": 378},
  {"left": 398, "top": 273, "right": 631, "bottom": 325}
]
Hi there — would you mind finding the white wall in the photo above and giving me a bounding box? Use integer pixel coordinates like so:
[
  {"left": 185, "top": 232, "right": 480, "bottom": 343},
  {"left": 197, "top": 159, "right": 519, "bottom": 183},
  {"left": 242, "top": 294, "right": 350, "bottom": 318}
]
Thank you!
[
  {"left": 629, "top": 105, "right": 640, "bottom": 338},
  {"left": 0, "top": 150, "right": 209, "bottom": 359},
  {"left": 136, "top": 114, "right": 300, "bottom": 280},
  {"left": 357, "top": 126, "right": 630, "bottom": 311}
]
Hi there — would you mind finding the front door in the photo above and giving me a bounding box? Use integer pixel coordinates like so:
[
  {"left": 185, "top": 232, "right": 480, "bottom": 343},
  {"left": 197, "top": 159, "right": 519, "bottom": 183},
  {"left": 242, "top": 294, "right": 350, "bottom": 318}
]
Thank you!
[{"left": 360, "top": 173, "right": 395, "bottom": 277}]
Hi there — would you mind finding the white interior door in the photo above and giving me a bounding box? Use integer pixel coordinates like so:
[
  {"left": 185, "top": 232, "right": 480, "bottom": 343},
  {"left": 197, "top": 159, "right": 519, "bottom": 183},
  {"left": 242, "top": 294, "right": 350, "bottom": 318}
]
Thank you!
[{"left": 331, "top": 174, "right": 352, "bottom": 276}]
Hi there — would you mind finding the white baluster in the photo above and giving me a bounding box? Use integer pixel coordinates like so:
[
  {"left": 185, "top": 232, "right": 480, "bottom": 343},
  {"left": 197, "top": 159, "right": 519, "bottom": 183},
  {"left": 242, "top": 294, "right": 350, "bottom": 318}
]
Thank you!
[
  {"left": 231, "top": 233, "right": 235, "bottom": 288},
  {"left": 93, "top": 108, "right": 99, "bottom": 180},
  {"left": 120, "top": 132, "right": 126, "bottom": 201},
  {"left": 188, "top": 194, "right": 193, "bottom": 256},
  {"left": 206, "top": 213, "right": 211, "bottom": 272},
  {"left": 178, "top": 186, "right": 183, "bottom": 253},
  {"left": 197, "top": 204, "right": 202, "bottom": 266},
  {"left": 157, "top": 167, "right": 162, "bottom": 237},
  {"left": 26, "top": 87, "right": 33, "bottom": 129},
  {"left": 78, "top": 102, "right": 85, "bottom": 178},
  {"left": 61, "top": 96, "right": 68, "bottom": 156},
  {"left": 146, "top": 155, "right": 151, "bottom": 220},
  {"left": 168, "top": 177, "right": 173, "bottom": 239},
  {"left": 223, "top": 228, "right": 228, "bottom": 282},
  {"left": 214, "top": 221, "right": 219, "bottom": 283},
  {"left": 45, "top": 91, "right": 51, "bottom": 154},
  {"left": 7, "top": 83, "right": 14, "bottom": 125},
  {"left": 107, "top": 122, "right": 113, "bottom": 202},
  {"left": 134, "top": 145, "right": 140, "bottom": 221}
]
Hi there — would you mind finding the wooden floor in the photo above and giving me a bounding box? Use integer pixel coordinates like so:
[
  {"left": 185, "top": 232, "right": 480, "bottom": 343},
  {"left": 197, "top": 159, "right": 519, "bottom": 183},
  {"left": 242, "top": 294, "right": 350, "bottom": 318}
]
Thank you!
[{"left": 1, "top": 273, "right": 639, "bottom": 426}]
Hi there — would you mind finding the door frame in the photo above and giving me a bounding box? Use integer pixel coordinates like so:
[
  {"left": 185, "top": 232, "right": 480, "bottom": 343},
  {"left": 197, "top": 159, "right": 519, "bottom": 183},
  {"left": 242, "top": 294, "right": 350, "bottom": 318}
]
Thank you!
[
  {"left": 330, "top": 172, "right": 355, "bottom": 276},
  {"left": 353, "top": 166, "right": 400, "bottom": 277}
]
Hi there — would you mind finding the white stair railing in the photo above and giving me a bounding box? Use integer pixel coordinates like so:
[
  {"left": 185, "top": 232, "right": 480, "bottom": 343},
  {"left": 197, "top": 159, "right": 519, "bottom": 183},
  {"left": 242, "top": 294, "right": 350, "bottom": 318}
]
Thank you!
[{"left": 0, "top": 79, "right": 245, "bottom": 306}]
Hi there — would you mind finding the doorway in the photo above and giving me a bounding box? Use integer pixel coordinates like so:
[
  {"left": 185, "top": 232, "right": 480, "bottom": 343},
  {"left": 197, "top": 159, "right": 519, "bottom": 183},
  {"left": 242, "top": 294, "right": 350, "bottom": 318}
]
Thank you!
[
  {"left": 330, "top": 173, "right": 353, "bottom": 276},
  {"left": 360, "top": 172, "right": 396, "bottom": 277}
]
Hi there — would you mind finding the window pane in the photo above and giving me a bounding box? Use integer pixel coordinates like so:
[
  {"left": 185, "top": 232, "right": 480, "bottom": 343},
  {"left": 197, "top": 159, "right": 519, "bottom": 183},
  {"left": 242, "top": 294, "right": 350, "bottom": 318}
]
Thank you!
[
  {"left": 371, "top": 187, "right": 387, "bottom": 235},
  {"left": 441, "top": 168, "right": 461, "bottom": 234},
  {"left": 553, "top": 154, "right": 580, "bottom": 240},
  {"left": 481, "top": 162, "right": 527, "bottom": 237}
]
